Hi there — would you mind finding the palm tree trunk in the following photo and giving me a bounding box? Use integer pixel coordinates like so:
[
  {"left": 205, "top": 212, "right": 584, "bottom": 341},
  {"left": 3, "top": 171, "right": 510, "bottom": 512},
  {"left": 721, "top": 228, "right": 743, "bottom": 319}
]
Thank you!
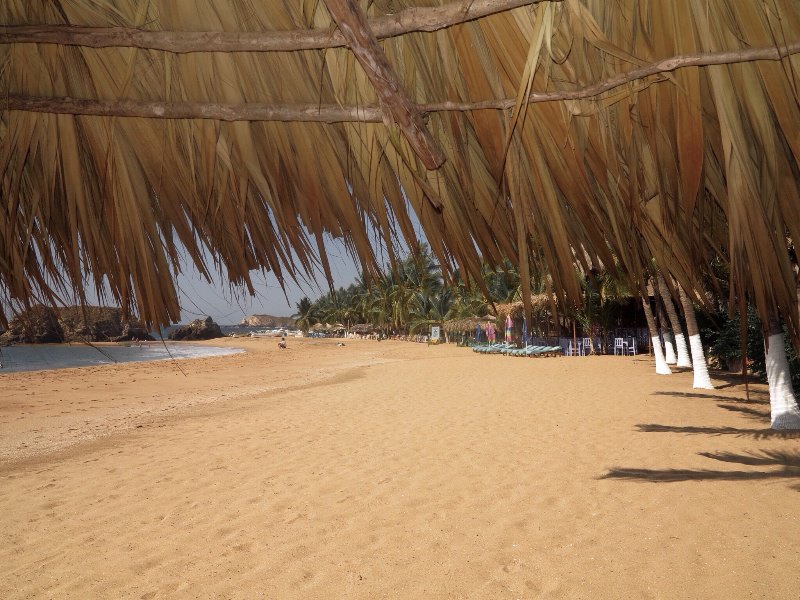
[
  {"left": 678, "top": 287, "right": 714, "bottom": 389},
  {"left": 642, "top": 294, "right": 672, "bottom": 374},
  {"left": 656, "top": 299, "right": 677, "bottom": 364},
  {"left": 763, "top": 316, "right": 800, "bottom": 429},
  {"left": 657, "top": 273, "right": 692, "bottom": 367}
]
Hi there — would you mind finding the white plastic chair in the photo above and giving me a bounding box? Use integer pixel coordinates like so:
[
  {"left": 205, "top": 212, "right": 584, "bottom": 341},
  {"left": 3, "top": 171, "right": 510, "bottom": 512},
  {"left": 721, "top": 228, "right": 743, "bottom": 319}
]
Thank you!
[
  {"left": 613, "top": 337, "right": 625, "bottom": 355},
  {"left": 582, "top": 337, "right": 592, "bottom": 355},
  {"left": 627, "top": 338, "right": 637, "bottom": 355}
]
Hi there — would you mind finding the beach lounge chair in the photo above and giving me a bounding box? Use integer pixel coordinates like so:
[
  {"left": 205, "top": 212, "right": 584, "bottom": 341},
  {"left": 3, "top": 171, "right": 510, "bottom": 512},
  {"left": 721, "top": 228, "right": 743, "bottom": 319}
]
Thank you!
[
  {"left": 539, "top": 345, "right": 564, "bottom": 357},
  {"left": 517, "top": 345, "right": 562, "bottom": 357},
  {"left": 486, "top": 342, "right": 514, "bottom": 354},
  {"left": 514, "top": 345, "right": 542, "bottom": 356},
  {"left": 473, "top": 342, "right": 504, "bottom": 353}
]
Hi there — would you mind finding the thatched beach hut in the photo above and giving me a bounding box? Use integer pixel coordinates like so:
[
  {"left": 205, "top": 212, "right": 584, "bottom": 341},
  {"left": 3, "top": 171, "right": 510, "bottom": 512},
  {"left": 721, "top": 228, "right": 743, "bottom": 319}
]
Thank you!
[{"left": 442, "top": 315, "right": 496, "bottom": 343}]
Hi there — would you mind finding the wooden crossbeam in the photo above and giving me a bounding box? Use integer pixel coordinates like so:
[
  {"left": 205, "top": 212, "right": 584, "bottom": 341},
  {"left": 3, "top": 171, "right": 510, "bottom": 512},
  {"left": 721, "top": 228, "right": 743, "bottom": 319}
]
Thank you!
[
  {"left": 2, "top": 96, "right": 384, "bottom": 123},
  {"left": 0, "top": 0, "right": 542, "bottom": 53},
  {"left": 6, "top": 42, "right": 798, "bottom": 123},
  {"left": 323, "top": 0, "right": 446, "bottom": 169}
]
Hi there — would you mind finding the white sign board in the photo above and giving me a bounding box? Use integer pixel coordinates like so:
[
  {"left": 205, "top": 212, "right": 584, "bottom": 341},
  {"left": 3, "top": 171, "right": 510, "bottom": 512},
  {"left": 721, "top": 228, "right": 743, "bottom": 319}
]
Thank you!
[{"left": 430, "top": 326, "right": 440, "bottom": 340}]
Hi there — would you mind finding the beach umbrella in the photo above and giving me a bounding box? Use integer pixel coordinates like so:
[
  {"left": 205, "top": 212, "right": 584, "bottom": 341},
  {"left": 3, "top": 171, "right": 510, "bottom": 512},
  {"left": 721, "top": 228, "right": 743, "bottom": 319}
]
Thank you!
[
  {"left": 475, "top": 324, "right": 482, "bottom": 342},
  {"left": 522, "top": 318, "right": 528, "bottom": 346}
]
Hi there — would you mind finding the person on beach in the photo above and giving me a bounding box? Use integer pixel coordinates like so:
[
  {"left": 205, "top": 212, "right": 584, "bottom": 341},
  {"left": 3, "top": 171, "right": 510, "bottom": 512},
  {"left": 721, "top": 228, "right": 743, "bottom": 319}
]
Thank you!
[{"left": 278, "top": 336, "right": 287, "bottom": 349}]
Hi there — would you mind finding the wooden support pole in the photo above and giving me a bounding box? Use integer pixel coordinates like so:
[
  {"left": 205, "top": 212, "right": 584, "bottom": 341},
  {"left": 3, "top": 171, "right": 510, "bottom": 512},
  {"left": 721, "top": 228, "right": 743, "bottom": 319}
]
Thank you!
[{"left": 323, "top": 0, "right": 446, "bottom": 170}]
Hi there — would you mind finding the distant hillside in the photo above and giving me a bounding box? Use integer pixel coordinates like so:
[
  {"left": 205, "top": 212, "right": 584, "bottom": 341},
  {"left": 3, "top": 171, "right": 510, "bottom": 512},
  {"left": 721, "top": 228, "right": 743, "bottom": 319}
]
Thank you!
[{"left": 240, "top": 314, "right": 296, "bottom": 328}]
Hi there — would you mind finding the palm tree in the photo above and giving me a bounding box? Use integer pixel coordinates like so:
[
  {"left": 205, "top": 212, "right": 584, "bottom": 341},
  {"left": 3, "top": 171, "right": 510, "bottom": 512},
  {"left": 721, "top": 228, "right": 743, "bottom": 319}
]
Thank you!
[
  {"left": 408, "top": 288, "right": 454, "bottom": 336},
  {"left": 642, "top": 285, "right": 671, "bottom": 375},
  {"left": 678, "top": 287, "right": 714, "bottom": 389},
  {"left": 292, "top": 297, "right": 316, "bottom": 333},
  {"left": 762, "top": 314, "right": 800, "bottom": 429},
  {"left": 657, "top": 273, "right": 692, "bottom": 367},
  {"left": 482, "top": 260, "right": 521, "bottom": 304}
]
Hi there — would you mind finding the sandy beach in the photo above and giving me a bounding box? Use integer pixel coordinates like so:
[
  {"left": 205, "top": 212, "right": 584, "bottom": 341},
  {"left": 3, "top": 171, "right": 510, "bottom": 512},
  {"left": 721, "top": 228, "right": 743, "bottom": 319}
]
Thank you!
[{"left": 1, "top": 338, "right": 798, "bottom": 599}]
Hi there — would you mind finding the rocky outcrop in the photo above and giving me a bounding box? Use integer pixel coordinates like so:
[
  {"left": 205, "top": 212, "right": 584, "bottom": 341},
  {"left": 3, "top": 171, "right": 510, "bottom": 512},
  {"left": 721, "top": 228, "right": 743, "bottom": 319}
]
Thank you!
[
  {"left": 1, "top": 305, "right": 154, "bottom": 343},
  {"left": 2, "top": 305, "right": 65, "bottom": 343},
  {"left": 58, "top": 306, "right": 123, "bottom": 341},
  {"left": 167, "top": 316, "right": 223, "bottom": 341},
  {"left": 113, "top": 323, "right": 156, "bottom": 342},
  {"left": 240, "top": 314, "right": 295, "bottom": 328}
]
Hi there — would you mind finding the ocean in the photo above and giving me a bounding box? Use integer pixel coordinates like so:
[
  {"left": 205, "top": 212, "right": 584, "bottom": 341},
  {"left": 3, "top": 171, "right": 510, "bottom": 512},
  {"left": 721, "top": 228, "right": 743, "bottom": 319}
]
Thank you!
[{"left": 0, "top": 342, "right": 244, "bottom": 374}]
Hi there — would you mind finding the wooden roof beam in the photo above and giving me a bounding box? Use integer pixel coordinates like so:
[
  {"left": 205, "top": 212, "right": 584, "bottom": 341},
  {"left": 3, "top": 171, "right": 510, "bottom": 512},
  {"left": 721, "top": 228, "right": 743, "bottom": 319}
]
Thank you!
[
  {"left": 7, "top": 41, "right": 799, "bottom": 122},
  {"left": 323, "top": 0, "right": 446, "bottom": 170},
  {"left": 0, "top": 0, "right": 545, "bottom": 53}
]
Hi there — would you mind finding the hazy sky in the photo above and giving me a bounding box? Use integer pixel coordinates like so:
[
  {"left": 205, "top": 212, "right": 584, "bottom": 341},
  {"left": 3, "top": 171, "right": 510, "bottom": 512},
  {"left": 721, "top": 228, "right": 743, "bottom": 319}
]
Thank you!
[{"left": 175, "top": 239, "right": 362, "bottom": 325}]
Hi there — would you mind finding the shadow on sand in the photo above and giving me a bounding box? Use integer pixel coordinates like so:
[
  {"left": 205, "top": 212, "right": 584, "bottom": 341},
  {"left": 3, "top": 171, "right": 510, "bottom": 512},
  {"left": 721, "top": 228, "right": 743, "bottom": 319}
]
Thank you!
[
  {"left": 601, "top": 450, "right": 800, "bottom": 491},
  {"left": 610, "top": 370, "right": 800, "bottom": 489},
  {"left": 633, "top": 423, "right": 800, "bottom": 439},
  {"left": 651, "top": 390, "right": 769, "bottom": 404},
  {"left": 716, "top": 403, "right": 771, "bottom": 420}
]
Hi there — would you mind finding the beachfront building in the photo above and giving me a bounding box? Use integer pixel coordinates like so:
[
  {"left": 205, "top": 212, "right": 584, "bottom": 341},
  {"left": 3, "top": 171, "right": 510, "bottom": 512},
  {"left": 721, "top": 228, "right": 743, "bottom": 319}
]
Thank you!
[{"left": 2, "top": 1, "right": 799, "bottom": 427}]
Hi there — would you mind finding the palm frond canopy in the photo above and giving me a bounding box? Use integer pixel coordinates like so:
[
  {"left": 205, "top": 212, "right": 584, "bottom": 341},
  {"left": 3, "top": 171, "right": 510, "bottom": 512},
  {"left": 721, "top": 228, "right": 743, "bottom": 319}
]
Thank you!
[{"left": 2, "top": 1, "right": 800, "bottom": 346}]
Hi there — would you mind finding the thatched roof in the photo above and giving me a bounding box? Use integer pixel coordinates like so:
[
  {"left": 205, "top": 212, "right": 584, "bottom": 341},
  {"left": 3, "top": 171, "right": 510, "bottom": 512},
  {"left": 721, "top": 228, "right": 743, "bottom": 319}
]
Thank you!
[
  {"left": 443, "top": 315, "right": 495, "bottom": 333},
  {"left": 492, "top": 295, "right": 556, "bottom": 319},
  {"left": 2, "top": 1, "right": 800, "bottom": 345}
]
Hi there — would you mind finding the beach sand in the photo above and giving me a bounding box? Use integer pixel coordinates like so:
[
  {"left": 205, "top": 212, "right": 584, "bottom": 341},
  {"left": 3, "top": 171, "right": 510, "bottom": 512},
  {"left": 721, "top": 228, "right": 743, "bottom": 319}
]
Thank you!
[{"left": 1, "top": 338, "right": 798, "bottom": 599}]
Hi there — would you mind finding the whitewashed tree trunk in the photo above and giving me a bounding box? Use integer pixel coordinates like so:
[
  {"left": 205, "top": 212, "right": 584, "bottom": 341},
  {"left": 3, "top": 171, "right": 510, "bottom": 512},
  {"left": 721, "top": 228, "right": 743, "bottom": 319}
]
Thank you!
[
  {"left": 678, "top": 287, "right": 714, "bottom": 389},
  {"left": 642, "top": 295, "right": 671, "bottom": 374},
  {"left": 763, "top": 320, "right": 800, "bottom": 430},
  {"left": 657, "top": 273, "right": 692, "bottom": 367},
  {"left": 657, "top": 301, "right": 678, "bottom": 364}
]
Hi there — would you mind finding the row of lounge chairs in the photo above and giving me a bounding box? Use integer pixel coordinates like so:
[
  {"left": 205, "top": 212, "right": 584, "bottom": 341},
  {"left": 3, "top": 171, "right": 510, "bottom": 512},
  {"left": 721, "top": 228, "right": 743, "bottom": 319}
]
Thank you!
[{"left": 471, "top": 342, "right": 563, "bottom": 357}]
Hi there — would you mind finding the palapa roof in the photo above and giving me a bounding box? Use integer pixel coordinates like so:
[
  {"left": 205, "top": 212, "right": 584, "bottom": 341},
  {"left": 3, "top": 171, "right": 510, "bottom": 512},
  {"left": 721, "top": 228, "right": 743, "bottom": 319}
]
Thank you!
[
  {"left": 492, "top": 296, "right": 556, "bottom": 319},
  {"left": 2, "top": 1, "right": 800, "bottom": 345},
  {"left": 443, "top": 315, "right": 496, "bottom": 333}
]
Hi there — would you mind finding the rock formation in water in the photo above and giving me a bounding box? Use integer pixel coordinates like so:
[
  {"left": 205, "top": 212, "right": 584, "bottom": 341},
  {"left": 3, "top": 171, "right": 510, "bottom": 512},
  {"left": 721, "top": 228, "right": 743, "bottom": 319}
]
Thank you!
[
  {"left": 240, "top": 314, "right": 295, "bottom": 328},
  {"left": 114, "top": 322, "right": 156, "bottom": 342},
  {"left": 167, "top": 316, "right": 223, "bottom": 341}
]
